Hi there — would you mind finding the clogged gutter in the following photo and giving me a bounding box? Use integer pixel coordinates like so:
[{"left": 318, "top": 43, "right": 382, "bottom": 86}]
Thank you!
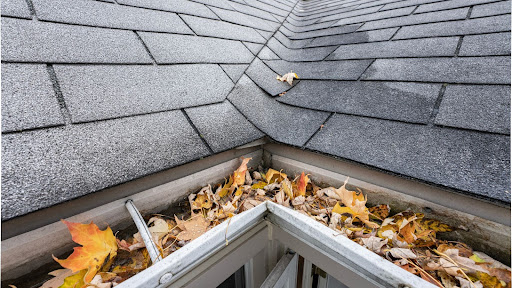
[{"left": 32, "top": 158, "right": 511, "bottom": 288}]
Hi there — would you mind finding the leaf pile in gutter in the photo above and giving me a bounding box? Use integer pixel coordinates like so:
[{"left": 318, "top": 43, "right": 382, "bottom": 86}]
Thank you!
[{"left": 37, "top": 158, "right": 510, "bottom": 288}]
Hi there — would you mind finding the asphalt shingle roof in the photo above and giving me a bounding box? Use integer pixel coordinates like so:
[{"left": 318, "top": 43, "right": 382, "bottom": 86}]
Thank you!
[{"left": 1, "top": 0, "right": 510, "bottom": 221}]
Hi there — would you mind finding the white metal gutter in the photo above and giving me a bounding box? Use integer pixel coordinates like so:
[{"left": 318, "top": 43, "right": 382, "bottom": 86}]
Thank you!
[{"left": 117, "top": 201, "right": 437, "bottom": 288}]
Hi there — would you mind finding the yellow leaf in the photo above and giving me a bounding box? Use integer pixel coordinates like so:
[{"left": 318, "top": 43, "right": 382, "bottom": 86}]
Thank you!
[
  {"left": 233, "top": 157, "right": 251, "bottom": 186},
  {"left": 217, "top": 176, "right": 233, "bottom": 198},
  {"left": 53, "top": 220, "right": 117, "bottom": 284},
  {"left": 281, "top": 179, "right": 293, "bottom": 199},
  {"left": 251, "top": 181, "right": 267, "bottom": 189},
  {"left": 477, "top": 271, "right": 503, "bottom": 288},
  {"left": 59, "top": 269, "right": 87, "bottom": 288},
  {"left": 332, "top": 202, "right": 353, "bottom": 215},
  {"left": 235, "top": 186, "right": 243, "bottom": 196},
  {"left": 418, "top": 219, "right": 453, "bottom": 232},
  {"left": 471, "top": 254, "right": 486, "bottom": 263},
  {"left": 369, "top": 204, "right": 390, "bottom": 220},
  {"left": 192, "top": 193, "right": 213, "bottom": 209},
  {"left": 265, "top": 169, "right": 287, "bottom": 184}
]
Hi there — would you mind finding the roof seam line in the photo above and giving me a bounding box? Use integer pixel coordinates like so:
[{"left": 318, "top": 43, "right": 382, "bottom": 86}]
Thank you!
[
  {"left": 302, "top": 112, "right": 334, "bottom": 148},
  {"left": 176, "top": 13, "right": 198, "bottom": 36},
  {"left": 46, "top": 64, "right": 72, "bottom": 125},
  {"left": 133, "top": 31, "right": 157, "bottom": 65},
  {"left": 225, "top": 98, "right": 269, "bottom": 138},
  {"left": 181, "top": 109, "right": 215, "bottom": 154},
  {"left": 466, "top": 6, "right": 474, "bottom": 19},
  {"left": 356, "top": 59, "right": 376, "bottom": 81},
  {"left": 454, "top": 36, "right": 465, "bottom": 56},
  {"left": 24, "top": 0, "right": 37, "bottom": 19},
  {"left": 427, "top": 83, "right": 448, "bottom": 126}
]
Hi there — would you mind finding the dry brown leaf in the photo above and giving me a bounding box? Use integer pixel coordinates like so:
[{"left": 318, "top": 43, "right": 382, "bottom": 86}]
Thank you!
[
  {"left": 276, "top": 71, "right": 299, "bottom": 85},
  {"left": 233, "top": 157, "right": 252, "bottom": 186},
  {"left": 362, "top": 236, "right": 387, "bottom": 254},
  {"left": 175, "top": 215, "right": 210, "bottom": 241}
]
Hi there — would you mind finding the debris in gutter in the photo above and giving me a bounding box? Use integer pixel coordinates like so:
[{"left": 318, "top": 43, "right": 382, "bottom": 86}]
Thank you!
[
  {"left": 276, "top": 71, "right": 299, "bottom": 86},
  {"left": 36, "top": 158, "right": 510, "bottom": 288}
]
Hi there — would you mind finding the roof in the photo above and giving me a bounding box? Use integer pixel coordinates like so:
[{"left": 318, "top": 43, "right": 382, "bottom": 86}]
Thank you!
[{"left": 1, "top": 0, "right": 510, "bottom": 221}]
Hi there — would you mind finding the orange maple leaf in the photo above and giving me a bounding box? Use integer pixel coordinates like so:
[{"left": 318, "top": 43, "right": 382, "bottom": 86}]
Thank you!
[
  {"left": 53, "top": 220, "right": 117, "bottom": 284},
  {"left": 233, "top": 157, "right": 252, "bottom": 186},
  {"left": 296, "top": 172, "right": 309, "bottom": 197}
]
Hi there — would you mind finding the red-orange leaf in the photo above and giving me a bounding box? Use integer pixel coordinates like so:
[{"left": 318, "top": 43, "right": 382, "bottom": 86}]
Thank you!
[
  {"left": 296, "top": 172, "right": 309, "bottom": 197},
  {"left": 53, "top": 220, "right": 117, "bottom": 284},
  {"left": 233, "top": 157, "right": 252, "bottom": 186}
]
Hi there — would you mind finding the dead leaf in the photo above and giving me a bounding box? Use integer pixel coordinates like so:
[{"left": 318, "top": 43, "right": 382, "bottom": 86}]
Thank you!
[
  {"left": 40, "top": 269, "right": 74, "bottom": 288},
  {"left": 233, "top": 157, "right": 252, "bottom": 186},
  {"left": 295, "top": 172, "right": 309, "bottom": 197},
  {"left": 53, "top": 220, "right": 117, "bottom": 284},
  {"left": 369, "top": 204, "right": 390, "bottom": 220},
  {"left": 276, "top": 70, "right": 298, "bottom": 85},
  {"left": 362, "top": 236, "right": 387, "bottom": 254},
  {"left": 265, "top": 169, "right": 287, "bottom": 183},
  {"left": 175, "top": 215, "right": 210, "bottom": 241}
]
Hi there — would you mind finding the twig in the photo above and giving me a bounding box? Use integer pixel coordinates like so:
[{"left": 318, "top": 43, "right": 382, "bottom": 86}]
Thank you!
[
  {"left": 224, "top": 216, "right": 233, "bottom": 246},
  {"left": 433, "top": 249, "right": 477, "bottom": 288},
  {"left": 406, "top": 259, "right": 444, "bottom": 288}
]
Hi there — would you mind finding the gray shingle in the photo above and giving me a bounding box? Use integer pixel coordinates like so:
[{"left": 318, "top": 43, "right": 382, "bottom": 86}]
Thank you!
[
  {"left": 220, "top": 64, "right": 248, "bottom": 82},
  {"left": 393, "top": 15, "right": 511, "bottom": 39},
  {"left": 283, "top": 20, "right": 335, "bottom": 33},
  {"left": 274, "top": 31, "right": 313, "bottom": 48},
  {"left": 272, "top": 14, "right": 286, "bottom": 22},
  {"left": 243, "top": 0, "right": 290, "bottom": 17},
  {"left": 1, "top": 64, "right": 64, "bottom": 132},
  {"left": 334, "top": 6, "right": 415, "bottom": 26},
  {"left": 1, "top": 18, "right": 152, "bottom": 63},
  {"left": 287, "top": 24, "right": 360, "bottom": 40},
  {"left": 362, "top": 57, "right": 511, "bottom": 84},
  {"left": 1, "top": 111, "right": 210, "bottom": 220},
  {"left": 228, "top": 75, "right": 329, "bottom": 146},
  {"left": 246, "top": 58, "right": 295, "bottom": 96},
  {"left": 459, "top": 32, "right": 511, "bottom": 56},
  {"left": 258, "top": 46, "right": 281, "bottom": 60},
  {"left": 185, "top": 101, "right": 264, "bottom": 152},
  {"left": 381, "top": 0, "right": 442, "bottom": 11},
  {"left": 228, "top": 0, "right": 281, "bottom": 21},
  {"left": 305, "top": 28, "right": 398, "bottom": 47},
  {"left": 471, "top": 1, "right": 511, "bottom": 18},
  {"left": 243, "top": 42, "right": 264, "bottom": 55},
  {"left": 117, "top": 0, "right": 218, "bottom": 19},
  {"left": 267, "top": 38, "right": 337, "bottom": 61},
  {"left": 256, "top": 29, "right": 275, "bottom": 39},
  {"left": 307, "top": 114, "right": 510, "bottom": 202},
  {"left": 358, "top": 7, "right": 468, "bottom": 31},
  {"left": 318, "top": 5, "right": 384, "bottom": 23},
  {"left": 279, "top": 80, "right": 440, "bottom": 123},
  {"left": 328, "top": 37, "right": 459, "bottom": 59},
  {"left": 54, "top": 64, "right": 233, "bottom": 122},
  {"left": 139, "top": 33, "right": 254, "bottom": 64},
  {"left": 435, "top": 85, "right": 510, "bottom": 134},
  {"left": 265, "top": 59, "right": 373, "bottom": 80},
  {"left": 209, "top": 6, "right": 277, "bottom": 31},
  {"left": 1, "top": 0, "right": 31, "bottom": 18},
  {"left": 358, "top": 0, "right": 403, "bottom": 9},
  {"left": 285, "top": 16, "right": 319, "bottom": 27},
  {"left": 188, "top": 0, "right": 235, "bottom": 10},
  {"left": 259, "top": 0, "right": 293, "bottom": 11},
  {"left": 32, "top": 0, "right": 193, "bottom": 34},
  {"left": 415, "top": 0, "right": 501, "bottom": 14},
  {"left": 181, "top": 15, "right": 265, "bottom": 43}
]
